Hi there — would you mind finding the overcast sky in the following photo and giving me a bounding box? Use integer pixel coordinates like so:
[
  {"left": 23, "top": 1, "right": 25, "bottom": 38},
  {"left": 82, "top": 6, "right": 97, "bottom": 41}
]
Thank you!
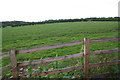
[{"left": 1, "top": 0, "right": 119, "bottom": 22}]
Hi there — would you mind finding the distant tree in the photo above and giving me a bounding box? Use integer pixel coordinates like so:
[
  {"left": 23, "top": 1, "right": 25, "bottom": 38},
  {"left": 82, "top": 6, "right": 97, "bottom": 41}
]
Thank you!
[{"left": 2, "top": 17, "right": 120, "bottom": 28}]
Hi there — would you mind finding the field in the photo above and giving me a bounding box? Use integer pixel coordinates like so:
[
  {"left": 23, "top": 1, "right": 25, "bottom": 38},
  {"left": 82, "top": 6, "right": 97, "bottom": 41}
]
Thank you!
[{"left": 2, "top": 21, "right": 120, "bottom": 78}]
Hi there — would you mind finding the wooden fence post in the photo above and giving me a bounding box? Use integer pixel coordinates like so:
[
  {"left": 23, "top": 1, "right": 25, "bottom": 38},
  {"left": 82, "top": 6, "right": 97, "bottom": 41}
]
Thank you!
[
  {"left": 84, "top": 38, "right": 90, "bottom": 80},
  {"left": 9, "top": 49, "right": 18, "bottom": 78}
]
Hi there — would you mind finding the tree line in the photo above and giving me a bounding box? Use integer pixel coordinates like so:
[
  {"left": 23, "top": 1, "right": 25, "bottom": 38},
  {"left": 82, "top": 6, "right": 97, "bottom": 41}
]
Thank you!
[{"left": 2, "top": 17, "right": 120, "bottom": 28}]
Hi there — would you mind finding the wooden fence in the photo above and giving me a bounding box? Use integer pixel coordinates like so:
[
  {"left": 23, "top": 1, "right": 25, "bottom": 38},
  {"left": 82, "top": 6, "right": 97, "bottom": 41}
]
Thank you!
[{"left": 1, "top": 37, "right": 120, "bottom": 79}]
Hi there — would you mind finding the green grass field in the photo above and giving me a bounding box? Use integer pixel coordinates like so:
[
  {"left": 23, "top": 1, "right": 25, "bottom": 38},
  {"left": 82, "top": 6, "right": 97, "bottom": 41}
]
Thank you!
[
  {"left": 3, "top": 21, "right": 118, "bottom": 53},
  {"left": 2, "top": 21, "right": 120, "bottom": 78}
]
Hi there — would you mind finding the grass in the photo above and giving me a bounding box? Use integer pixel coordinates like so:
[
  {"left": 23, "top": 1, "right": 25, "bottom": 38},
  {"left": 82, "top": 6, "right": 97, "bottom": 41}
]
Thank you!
[
  {"left": 2, "top": 21, "right": 118, "bottom": 53},
  {"left": 2, "top": 21, "right": 119, "bottom": 78}
]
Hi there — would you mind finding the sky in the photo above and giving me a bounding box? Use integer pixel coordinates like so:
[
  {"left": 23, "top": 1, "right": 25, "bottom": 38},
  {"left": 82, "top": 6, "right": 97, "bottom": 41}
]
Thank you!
[{"left": 1, "top": 0, "right": 119, "bottom": 22}]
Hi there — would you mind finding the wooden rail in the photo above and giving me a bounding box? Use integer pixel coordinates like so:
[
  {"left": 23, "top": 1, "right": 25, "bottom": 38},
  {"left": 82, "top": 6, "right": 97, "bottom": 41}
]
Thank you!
[
  {"left": 30, "top": 60, "right": 120, "bottom": 77},
  {"left": 0, "top": 52, "right": 9, "bottom": 59},
  {"left": 1, "top": 37, "right": 120, "bottom": 79},
  {"left": 1, "top": 37, "right": 119, "bottom": 59},
  {"left": 16, "top": 37, "right": 120, "bottom": 54},
  {"left": 31, "top": 65, "right": 84, "bottom": 77},
  {"left": 18, "top": 49, "right": 119, "bottom": 67},
  {"left": 1, "top": 60, "right": 119, "bottom": 78},
  {"left": 0, "top": 65, "right": 12, "bottom": 72},
  {"left": 91, "top": 72, "right": 120, "bottom": 78},
  {"left": 89, "top": 60, "right": 120, "bottom": 68},
  {"left": 1, "top": 49, "right": 119, "bottom": 71}
]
